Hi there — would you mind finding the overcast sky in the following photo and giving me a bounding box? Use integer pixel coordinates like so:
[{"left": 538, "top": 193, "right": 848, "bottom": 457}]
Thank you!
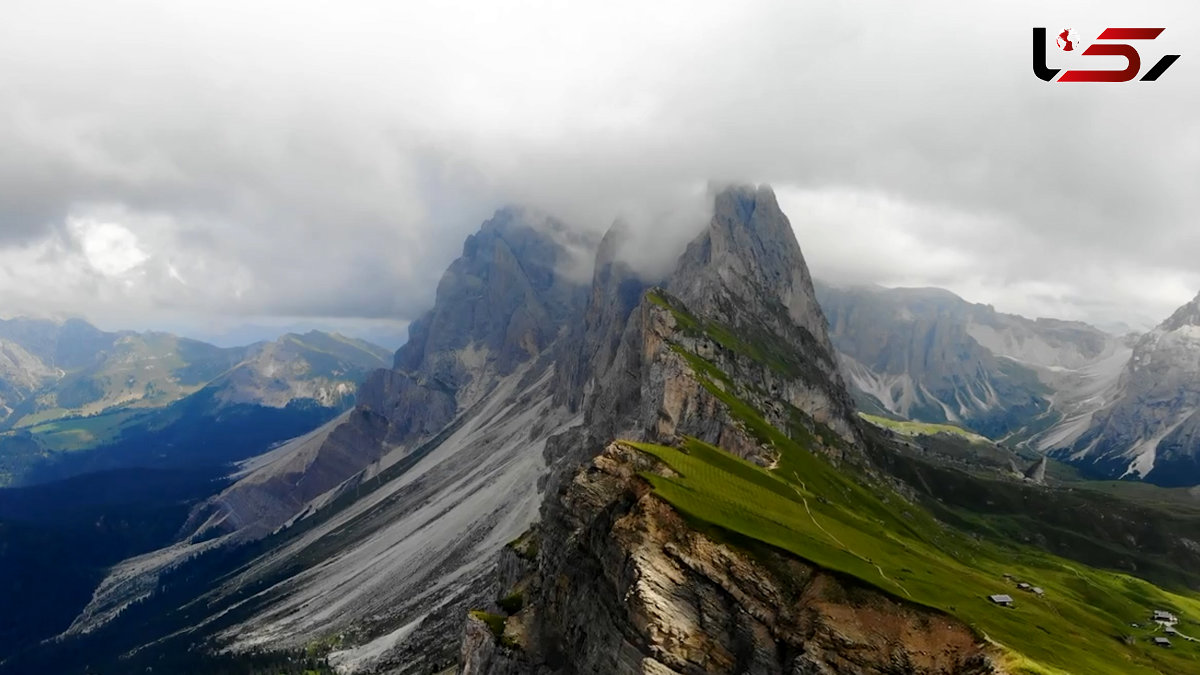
[{"left": 1, "top": 0, "right": 1197, "bottom": 347}]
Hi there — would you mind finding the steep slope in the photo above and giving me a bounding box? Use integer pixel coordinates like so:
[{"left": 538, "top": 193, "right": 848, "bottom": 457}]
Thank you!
[
  {"left": 457, "top": 187, "right": 1008, "bottom": 674},
  {"left": 815, "top": 283, "right": 1127, "bottom": 441},
  {"left": 38, "top": 206, "right": 595, "bottom": 672},
  {"left": 1054, "top": 292, "right": 1200, "bottom": 486},
  {"left": 464, "top": 191, "right": 1200, "bottom": 675},
  {"left": 0, "top": 339, "right": 56, "bottom": 414}
]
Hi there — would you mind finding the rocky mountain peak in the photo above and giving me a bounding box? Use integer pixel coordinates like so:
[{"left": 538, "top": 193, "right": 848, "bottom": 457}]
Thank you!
[
  {"left": 1160, "top": 290, "right": 1200, "bottom": 333},
  {"left": 667, "top": 184, "right": 834, "bottom": 355},
  {"left": 551, "top": 219, "right": 647, "bottom": 412},
  {"left": 394, "top": 207, "right": 589, "bottom": 388},
  {"left": 1056, "top": 290, "right": 1200, "bottom": 485}
]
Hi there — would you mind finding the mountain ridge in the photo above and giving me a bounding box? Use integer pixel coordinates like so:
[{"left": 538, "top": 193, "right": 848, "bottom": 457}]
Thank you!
[
  {"left": 1053, "top": 289, "right": 1200, "bottom": 485},
  {"left": 10, "top": 187, "right": 1200, "bottom": 674},
  {"left": 0, "top": 326, "right": 389, "bottom": 486}
]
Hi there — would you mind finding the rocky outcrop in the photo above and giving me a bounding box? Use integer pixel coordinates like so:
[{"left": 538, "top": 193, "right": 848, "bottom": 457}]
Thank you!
[
  {"left": 472, "top": 443, "right": 997, "bottom": 674},
  {"left": 540, "top": 187, "right": 859, "bottom": 508},
  {"left": 397, "top": 207, "right": 591, "bottom": 393},
  {"left": 1056, "top": 291, "right": 1200, "bottom": 486},
  {"left": 670, "top": 186, "right": 835, "bottom": 358},
  {"left": 459, "top": 185, "right": 957, "bottom": 673},
  {"left": 552, "top": 220, "right": 649, "bottom": 414},
  {"left": 1023, "top": 456, "right": 1047, "bottom": 485}
]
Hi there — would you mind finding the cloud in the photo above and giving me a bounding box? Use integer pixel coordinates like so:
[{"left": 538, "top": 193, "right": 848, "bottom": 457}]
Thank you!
[
  {"left": 0, "top": 0, "right": 1197, "bottom": 340},
  {"left": 72, "top": 220, "right": 149, "bottom": 276}
]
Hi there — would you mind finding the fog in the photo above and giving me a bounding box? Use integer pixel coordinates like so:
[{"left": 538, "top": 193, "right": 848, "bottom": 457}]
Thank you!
[{"left": 1, "top": 0, "right": 1197, "bottom": 344}]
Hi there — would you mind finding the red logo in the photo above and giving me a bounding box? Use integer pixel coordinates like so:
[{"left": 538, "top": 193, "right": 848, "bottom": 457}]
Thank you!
[
  {"left": 1056, "top": 29, "right": 1076, "bottom": 52},
  {"left": 1033, "top": 27, "right": 1180, "bottom": 82}
]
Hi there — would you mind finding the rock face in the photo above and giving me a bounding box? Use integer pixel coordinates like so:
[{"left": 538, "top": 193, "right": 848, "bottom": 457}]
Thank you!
[
  {"left": 397, "top": 207, "right": 590, "bottom": 393},
  {"left": 815, "top": 283, "right": 1127, "bottom": 441},
  {"left": 1023, "top": 455, "right": 1047, "bottom": 485},
  {"left": 458, "top": 185, "right": 995, "bottom": 674},
  {"left": 0, "top": 339, "right": 56, "bottom": 417},
  {"left": 670, "top": 186, "right": 836, "bottom": 358},
  {"left": 191, "top": 207, "right": 591, "bottom": 544},
  {"left": 58, "top": 206, "right": 598, "bottom": 668},
  {"left": 552, "top": 220, "right": 648, "bottom": 414},
  {"left": 472, "top": 443, "right": 994, "bottom": 675},
  {"left": 1054, "top": 291, "right": 1200, "bottom": 486}
]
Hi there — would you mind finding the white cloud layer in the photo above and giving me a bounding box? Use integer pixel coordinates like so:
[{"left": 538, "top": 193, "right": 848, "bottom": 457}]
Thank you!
[{"left": 0, "top": 0, "right": 1197, "bottom": 341}]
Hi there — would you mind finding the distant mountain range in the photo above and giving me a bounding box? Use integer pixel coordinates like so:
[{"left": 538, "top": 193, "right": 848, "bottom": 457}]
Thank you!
[
  {"left": 815, "top": 282, "right": 1200, "bottom": 486},
  {"left": 815, "top": 283, "right": 1126, "bottom": 438},
  {"left": 0, "top": 321, "right": 389, "bottom": 486}
]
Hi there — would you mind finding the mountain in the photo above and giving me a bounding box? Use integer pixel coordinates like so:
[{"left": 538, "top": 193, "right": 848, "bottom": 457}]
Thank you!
[
  {"left": 10, "top": 188, "right": 1200, "bottom": 675},
  {"left": 814, "top": 283, "right": 1129, "bottom": 441},
  {"left": 0, "top": 339, "right": 55, "bottom": 419},
  {"left": 209, "top": 330, "right": 392, "bottom": 409},
  {"left": 32, "top": 206, "right": 594, "bottom": 667},
  {"left": 0, "top": 329, "right": 389, "bottom": 656},
  {"left": 0, "top": 328, "right": 389, "bottom": 486},
  {"left": 0, "top": 318, "right": 246, "bottom": 428},
  {"left": 1051, "top": 292, "right": 1200, "bottom": 486}
]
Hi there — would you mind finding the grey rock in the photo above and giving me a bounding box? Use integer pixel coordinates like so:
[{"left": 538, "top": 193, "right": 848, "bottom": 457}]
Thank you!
[
  {"left": 815, "top": 282, "right": 1125, "bottom": 441},
  {"left": 1057, "top": 291, "right": 1200, "bottom": 486},
  {"left": 1024, "top": 456, "right": 1047, "bottom": 484},
  {"left": 461, "top": 185, "right": 990, "bottom": 674}
]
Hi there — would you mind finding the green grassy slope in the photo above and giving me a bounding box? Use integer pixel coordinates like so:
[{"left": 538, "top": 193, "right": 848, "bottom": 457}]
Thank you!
[
  {"left": 627, "top": 295, "right": 1200, "bottom": 674},
  {"left": 629, "top": 431, "right": 1200, "bottom": 673},
  {"left": 859, "top": 412, "right": 992, "bottom": 444}
]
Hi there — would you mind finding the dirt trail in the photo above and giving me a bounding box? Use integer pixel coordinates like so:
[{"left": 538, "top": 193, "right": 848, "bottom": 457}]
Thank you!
[{"left": 790, "top": 473, "right": 912, "bottom": 599}]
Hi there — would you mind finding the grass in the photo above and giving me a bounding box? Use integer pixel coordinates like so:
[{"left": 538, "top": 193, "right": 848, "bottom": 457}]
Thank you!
[
  {"left": 628, "top": 429, "right": 1200, "bottom": 673},
  {"left": 647, "top": 289, "right": 826, "bottom": 382},
  {"left": 505, "top": 528, "right": 539, "bottom": 561},
  {"left": 859, "top": 412, "right": 991, "bottom": 444},
  {"left": 469, "top": 610, "right": 507, "bottom": 639},
  {"left": 24, "top": 408, "right": 149, "bottom": 452},
  {"left": 625, "top": 309, "right": 1200, "bottom": 674},
  {"left": 497, "top": 591, "right": 525, "bottom": 614}
]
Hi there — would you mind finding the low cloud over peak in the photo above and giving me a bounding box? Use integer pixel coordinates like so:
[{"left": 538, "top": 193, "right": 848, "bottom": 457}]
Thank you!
[{"left": 1, "top": 0, "right": 1197, "bottom": 340}]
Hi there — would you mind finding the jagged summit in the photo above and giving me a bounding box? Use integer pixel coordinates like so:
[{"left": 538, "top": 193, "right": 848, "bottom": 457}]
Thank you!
[
  {"left": 1055, "top": 290, "right": 1200, "bottom": 484},
  {"left": 552, "top": 218, "right": 646, "bottom": 413},
  {"left": 667, "top": 184, "right": 834, "bottom": 355},
  {"left": 1161, "top": 290, "right": 1200, "bottom": 332},
  {"left": 395, "top": 206, "right": 589, "bottom": 384}
]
